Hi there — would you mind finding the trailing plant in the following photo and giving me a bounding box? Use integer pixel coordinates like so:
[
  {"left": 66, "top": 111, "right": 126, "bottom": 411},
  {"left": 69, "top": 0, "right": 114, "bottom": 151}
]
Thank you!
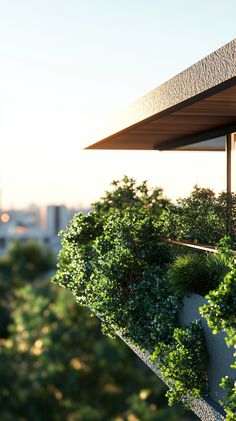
[
  {"left": 151, "top": 320, "right": 208, "bottom": 406},
  {"left": 166, "top": 252, "right": 229, "bottom": 297},
  {"left": 200, "top": 237, "right": 236, "bottom": 420},
  {"left": 200, "top": 238, "right": 236, "bottom": 341},
  {"left": 219, "top": 376, "right": 236, "bottom": 421}
]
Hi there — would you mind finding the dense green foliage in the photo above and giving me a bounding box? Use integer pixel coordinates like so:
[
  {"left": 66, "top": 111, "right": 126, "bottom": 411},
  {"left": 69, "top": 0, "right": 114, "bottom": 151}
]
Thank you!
[
  {"left": 166, "top": 252, "right": 229, "bottom": 297},
  {"left": 0, "top": 241, "right": 197, "bottom": 421},
  {"left": 54, "top": 207, "right": 178, "bottom": 348},
  {"left": 92, "top": 175, "right": 170, "bottom": 217},
  {"left": 151, "top": 321, "right": 208, "bottom": 406},
  {"left": 200, "top": 238, "right": 236, "bottom": 341},
  {"left": 54, "top": 177, "right": 212, "bottom": 411},
  {"left": 200, "top": 237, "right": 236, "bottom": 420},
  {"left": 219, "top": 377, "right": 236, "bottom": 421},
  {"left": 159, "top": 187, "right": 236, "bottom": 245},
  {"left": 5, "top": 176, "right": 236, "bottom": 419}
]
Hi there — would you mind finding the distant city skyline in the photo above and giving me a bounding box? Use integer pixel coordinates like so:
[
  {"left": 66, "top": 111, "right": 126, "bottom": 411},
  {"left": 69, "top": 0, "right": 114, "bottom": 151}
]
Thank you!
[
  {"left": 0, "top": 1, "right": 235, "bottom": 207},
  {"left": 0, "top": 203, "right": 89, "bottom": 256}
]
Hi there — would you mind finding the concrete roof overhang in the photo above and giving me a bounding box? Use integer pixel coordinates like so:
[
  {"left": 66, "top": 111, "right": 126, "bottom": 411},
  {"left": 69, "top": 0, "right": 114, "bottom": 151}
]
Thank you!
[{"left": 85, "top": 39, "right": 236, "bottom": 151}]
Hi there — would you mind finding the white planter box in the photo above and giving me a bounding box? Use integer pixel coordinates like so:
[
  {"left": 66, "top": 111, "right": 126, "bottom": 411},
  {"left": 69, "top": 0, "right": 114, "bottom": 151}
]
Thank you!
[
  {"left": 95, "top": 292, "right": 235, "bottom": 420},
  {"left": 179, "top": 294, "right": 235, "bottom": 402}
]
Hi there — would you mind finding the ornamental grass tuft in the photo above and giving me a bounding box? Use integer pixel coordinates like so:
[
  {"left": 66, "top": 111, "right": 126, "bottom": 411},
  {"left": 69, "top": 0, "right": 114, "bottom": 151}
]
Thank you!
[{"left": 166, "top": 253, "right": 229, "bottom": 297}]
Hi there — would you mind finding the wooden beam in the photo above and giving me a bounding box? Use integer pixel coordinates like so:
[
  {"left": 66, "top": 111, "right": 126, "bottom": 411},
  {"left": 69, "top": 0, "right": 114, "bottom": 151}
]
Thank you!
[{"left": 155, "top": 122, "right": 236, "bottom": 151}]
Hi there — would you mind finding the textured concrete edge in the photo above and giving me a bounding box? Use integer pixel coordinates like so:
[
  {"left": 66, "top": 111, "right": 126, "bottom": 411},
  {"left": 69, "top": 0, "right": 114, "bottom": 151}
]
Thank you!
[
  {"left": 85, "top": 38, "right": 236, "bottom": 149},
  {"left": 92, "top": 309, "right": 225, "bottom": 419},
  {"left": 116, "top": 332, "right": 225, "bottom": 421}
]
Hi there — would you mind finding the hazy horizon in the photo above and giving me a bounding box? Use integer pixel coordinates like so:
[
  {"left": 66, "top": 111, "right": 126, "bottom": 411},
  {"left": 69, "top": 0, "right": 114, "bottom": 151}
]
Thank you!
[{"left": 0, "top": 1, "right": 235, "bottom": 208}]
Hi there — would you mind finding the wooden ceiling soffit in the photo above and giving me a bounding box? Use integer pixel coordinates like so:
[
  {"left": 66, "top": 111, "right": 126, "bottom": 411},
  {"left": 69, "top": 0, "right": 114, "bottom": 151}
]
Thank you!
[{"left": 85, "top": 39, "right": 236, "bottom": 151}]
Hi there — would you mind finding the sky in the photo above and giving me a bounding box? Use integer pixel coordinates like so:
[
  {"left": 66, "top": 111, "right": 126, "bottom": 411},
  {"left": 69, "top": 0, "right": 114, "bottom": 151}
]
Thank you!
[{"left": 0, "top": 1, "right": 235, "bottom": 209}]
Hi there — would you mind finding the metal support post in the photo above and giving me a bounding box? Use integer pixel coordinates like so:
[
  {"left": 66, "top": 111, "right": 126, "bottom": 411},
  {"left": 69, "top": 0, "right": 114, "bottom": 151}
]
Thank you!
[
  {"left": 225, "top": 133, "right": 235, "bottom": 234},
  {"left": 226, "top": 133, "right": 236, "bottom": 193}
]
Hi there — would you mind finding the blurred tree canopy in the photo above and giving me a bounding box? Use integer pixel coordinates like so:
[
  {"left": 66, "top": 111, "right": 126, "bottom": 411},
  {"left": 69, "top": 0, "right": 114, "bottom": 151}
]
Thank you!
[
  {"left": 0, "top": 239, "right": 196, "bottom": 420},
  {"left": 0, "top": 240, "right": 54, "bottom": 283},
  {"left": 0, "top": 240, "right": 54, "bottom": 338}
]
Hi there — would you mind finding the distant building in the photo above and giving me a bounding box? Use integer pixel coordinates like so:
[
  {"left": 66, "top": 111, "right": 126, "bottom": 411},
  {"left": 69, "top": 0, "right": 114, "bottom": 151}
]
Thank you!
[
  {"left": 46, "top": 205, "right": 68, "bottom": 237},
  {"left": 45, "top": 205, "right": 84, "bottom": 255},
  {"left": 0, "top": 205, "right": 90, "bottom": 257}
]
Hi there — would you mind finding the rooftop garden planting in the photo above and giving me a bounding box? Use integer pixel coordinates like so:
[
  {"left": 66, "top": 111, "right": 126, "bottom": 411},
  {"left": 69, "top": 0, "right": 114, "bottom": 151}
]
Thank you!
[
  {"left": 158, "top": 186, "right": 236, "bottom": 246},
  {"left": 53, "top": 177, "right": 236, "bottom": 419},
  {"left": 166, "top": 252, "right": 229, "bottom": 297}
]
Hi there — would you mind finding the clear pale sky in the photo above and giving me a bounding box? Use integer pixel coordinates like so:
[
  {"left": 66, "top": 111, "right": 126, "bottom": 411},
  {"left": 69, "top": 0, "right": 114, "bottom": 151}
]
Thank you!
[{"left": 0, "top": 1, "right": 235, "bottom": 208}]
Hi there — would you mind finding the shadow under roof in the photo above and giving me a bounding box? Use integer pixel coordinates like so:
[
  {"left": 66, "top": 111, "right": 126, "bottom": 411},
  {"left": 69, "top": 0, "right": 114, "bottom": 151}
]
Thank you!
[{"left": 85, "top": 39, "right": 236, "bottom": 151}]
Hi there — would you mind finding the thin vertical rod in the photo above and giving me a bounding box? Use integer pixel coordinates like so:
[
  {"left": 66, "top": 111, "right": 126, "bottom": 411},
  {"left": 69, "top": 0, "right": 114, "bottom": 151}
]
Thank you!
[
  {"left": 226, "top": 133, "right": 234, "bottom": 235},
  {"left": 226, "top": 133, "right": 232, "bottom": 194}
]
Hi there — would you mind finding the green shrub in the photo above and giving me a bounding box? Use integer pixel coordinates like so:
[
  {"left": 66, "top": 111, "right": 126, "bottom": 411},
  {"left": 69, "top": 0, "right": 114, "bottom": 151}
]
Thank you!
[
  {"left": 54, "top": 203, "right": 209, "bottom": 408},
  {"left": 159, "top": 187, "right": 236, "bottom": 246},
  {"left": 151, "top": 321, "right": 208, "bottom": 406},
  {"left": 53, "top": 179, "right": 214, "bottom": 410},
  {"left": 54, "top": 207, "right": 180, "bottom": 349},
  {"left": 166, "top": 253, "right": 228, "bottom": 297},
  {"left": 92, "top": 175, "right": 170, "bottom": 217}
]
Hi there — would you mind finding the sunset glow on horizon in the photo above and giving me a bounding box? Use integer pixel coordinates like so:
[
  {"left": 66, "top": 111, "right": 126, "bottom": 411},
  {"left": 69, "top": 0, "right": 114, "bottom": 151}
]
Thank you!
[{"left": 0, "top": 1, "right": 235, "bottom": 209}]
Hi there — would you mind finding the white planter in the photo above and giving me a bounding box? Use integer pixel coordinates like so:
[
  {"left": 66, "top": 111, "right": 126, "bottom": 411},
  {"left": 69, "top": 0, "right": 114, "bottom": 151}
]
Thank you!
[{"left": 179, "top": 294, "right": 235, "bottom": 402}]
